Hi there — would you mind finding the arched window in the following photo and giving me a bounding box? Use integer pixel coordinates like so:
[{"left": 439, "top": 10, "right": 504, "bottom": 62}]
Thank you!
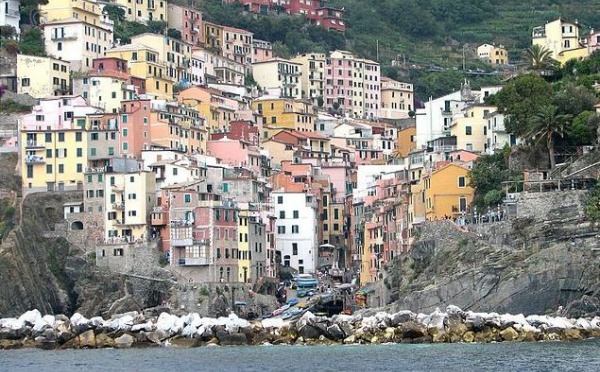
[{"left": 71, "top": 221, "right": 84, "bottom": 230}]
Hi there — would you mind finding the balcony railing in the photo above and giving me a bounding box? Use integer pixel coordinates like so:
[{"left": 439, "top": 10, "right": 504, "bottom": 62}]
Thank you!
[
  {"left": 178, "top": 257, "right": 210, "bottom": 266},
  {"left": 6, "top": 8, "right": 20, "bottom": 18},
  {"left": 25, "top": 141, "right": 44, "bottom": 149},
  {"left": 172, "top": 237, "right": 193, "bottom": 246},
  {"left": 112, "top": 202, "right": 124, "bottom": 210},
  {"left": 24, "top": 155, "right": 44, "bottom": 164},
  {"left": 51, "top": 33, "right": 78, "bottom": 41}
]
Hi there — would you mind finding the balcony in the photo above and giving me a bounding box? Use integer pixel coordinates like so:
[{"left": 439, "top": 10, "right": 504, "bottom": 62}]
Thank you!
[
  {"left": 24, "top": 155, "right": 44, "bottom": 164},
  {"left": 172, "top": 237, "right": 193, "bottom": 246},
  {"left": 178, "top": 257, "right": 210, "bottom": 266},
  {"left": 192, "top": 27, "right": 200, "bottom": 34},
  {"left": 121, "top": 83, "right": 136, "bottom": 91},
  {"left": 112, "top": 202, "right": 125, "bottom": 210},
  {"left": 111, "top": 184, "right": 124, "bottom": 192},
  {"left": 51, "top": 33, "right": 78, "bottom": 41},
  {"left": 25, "top": 141, "right": 44, "bottom": 149}
]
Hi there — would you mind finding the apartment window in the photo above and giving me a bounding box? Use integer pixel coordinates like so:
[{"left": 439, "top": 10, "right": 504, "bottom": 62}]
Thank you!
[
  {"left": 465, "top": 126, "right": 472, "bottom": 135},
  {"left": 76, "top": 148, "right": 82, "bottom": 157},
  {"left": 122, "top": 142, "right": 128, "bottom": 151},
  {"left": 292, "top": 243, "right": 298, "bottom": 255},
  {"left": 277, "top": 196, "right": 283, "bottom": 204},
  {"left": 76, "top": 164, "right": 82, "bottom": 173},
  {"left": 292, "top": 225, "right": 299, "bottom": 233},
  {"left": 279, "top": 211, "right": 285, "bottom": 219},
  {"left": 277, "top": 226, "right": 286, "bottom": 234},
  {"left": 458, "top": 176, "right": 466, "bottom": 188},
  {"left": 36, "top": 115, "right": 44, "bottom": 121},
  {"left": 323, "top": 223, "right": 328, "bottom": 231},
  {"left": 333, "top": 223, "right": 340, "bottom": 231},
  {"left": 108, "top": 147, "right": 114, "bottom": 155},
  {"left": 46, "top": 164, "right": 52, "bottom": 174},
  {"left": 122, "top": 129, "right": 128, "bottom": 137},
  {"left": 45, "top": 133, "right": 52, "bottom": 142},
  {"left": 46, "top": 149, "right": 52, "bottom": 158},
  {"left": 58, "top": 164, "right": 64, "bottom": 174},
  {"left": 58, "top": 132, "right": 65, "bottom": 142},
  {"left": 21, "top": 78, "right": 30, "bottom": 87},
  {"left": 75, "top": 132, "right": 82, "bottom": 142},
  {"left": 293, "top": 210, "right": 299, "bottom": 219},
  {"left": 184, "top": 194, "right": 191, "bottom": 203},
  {"left": 132, "top": 52, "right": 138, "bottom": 61},
  {"left": 90, "top": 148, "right": 96, "bottom": 156}
]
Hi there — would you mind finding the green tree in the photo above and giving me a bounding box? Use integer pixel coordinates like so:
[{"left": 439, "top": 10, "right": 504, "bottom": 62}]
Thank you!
[
  {"left": 488, "top": 74, "right": 553, "bottom": 137},
  {"left": 552, "top": 83, "right": 597, "bottom": 117},
  {"left": 524, "top": 44, "right": 557, "bottom": 75},
  {"left": 103, "top": 4, "right": 125, "bottom": 23},
  {"left": 147, "top": 20, "right": 167, "bottom": 35},
  {"left": 568, "top": 111, "right": 598, "bottom": 145},
  {"left": 18, "top": 28, "right": 46, "bottom": 56},
  {"left": 167, "top": 28, "right": 182, "bottom": 40},
  {"left": 525, "top": 105, "right": 572, "bottom": 169},
  {"left": 468, "top": 153, "right": 509, "bottom": 209}
]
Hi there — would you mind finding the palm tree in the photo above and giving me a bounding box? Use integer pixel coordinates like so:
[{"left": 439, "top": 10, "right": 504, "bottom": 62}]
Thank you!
[
  {"left": 524, "top": 45, "right": 557, "bottom": 75},
  {"left": 526, "top": 105, "right": 572, "bottom": 169}
]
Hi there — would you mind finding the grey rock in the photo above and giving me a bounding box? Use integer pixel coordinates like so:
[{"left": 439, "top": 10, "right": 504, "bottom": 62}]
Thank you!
[
  {"left": 326, "top": 324, "right": 345, "bottom": 341},
  {"left": 297, "top": 325, "right": 320, "bottom": 340},
  {"left": 114, "top": 333, "right": 134, "bottom": 348},
  {"left": 215, "top": 331, "right": 247, "bottom": 346}
]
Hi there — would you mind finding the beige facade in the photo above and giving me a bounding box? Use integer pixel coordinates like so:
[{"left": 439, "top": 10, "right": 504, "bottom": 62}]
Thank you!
[
  {"left": 17, "top": 55, "right": 70, "bottom": 99},
  {"left": 451, "top": 104, "right": 496, "bottom": 153},
  {"left": 380, "top": 77, "right": 413, "bottom": 119},
  {"left": 291, "top": 53, "right": 326, "bottom": 107},
  {"left": 532, "top": 18, "right": 588, "bottom": 65},
  {"left": 131, "top": 34, "right": 193, "bottom": 83},
  {"left": 252, "top": 58, "right": 302, "bottom": 99},
  {"left": 104, "top": 170, "right": 156, "bottom": 243},
  {"left": 477, "top": 44, "right": 509, "bottom": 65},
  {"left": 112, "top": 0, "right": 167, "bottom": 23}
]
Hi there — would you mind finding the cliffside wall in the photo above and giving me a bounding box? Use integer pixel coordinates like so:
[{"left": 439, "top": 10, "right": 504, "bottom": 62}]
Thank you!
[{"left": 386, "top": 190, "right": 600, "bottom": 317}]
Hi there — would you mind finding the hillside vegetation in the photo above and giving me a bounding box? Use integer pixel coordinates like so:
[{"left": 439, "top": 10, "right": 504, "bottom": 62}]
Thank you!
[{"left": 188, "top": 0, "right": 599, "bottom": 99}]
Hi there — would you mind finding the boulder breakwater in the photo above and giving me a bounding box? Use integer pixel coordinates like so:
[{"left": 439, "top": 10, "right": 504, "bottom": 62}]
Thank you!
[{"left": 1, "top": 305, "right": 600, "bottom": 349}]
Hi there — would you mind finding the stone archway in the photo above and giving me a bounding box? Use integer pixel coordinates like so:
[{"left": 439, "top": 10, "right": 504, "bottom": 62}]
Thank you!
[{"left": 71, "top": 221, "right": 84, "bottom": 230}]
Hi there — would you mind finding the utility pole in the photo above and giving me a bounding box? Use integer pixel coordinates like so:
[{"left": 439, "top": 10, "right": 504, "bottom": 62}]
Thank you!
[{"left": 376, "top": 39, "right": 379, "bottom": 62}]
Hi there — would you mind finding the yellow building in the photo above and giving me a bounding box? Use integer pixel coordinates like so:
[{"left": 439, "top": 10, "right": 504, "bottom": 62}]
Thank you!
[
  {"left": 111, "top": 0, "right": 167, "bottom": 23},
  {"left": 17, "top": 55, "right": 71, "bottom": 99},
  {"left": 237, "top": 208, "right": 251, "bottom": 283},
  {"left": 477, "top": 44, "right": 509, "bottom": 65},
  {"left": 39, "top": 0, "right": 102, "bottom": 24},
  {"left": 532, "top": 18, "right": 589, "bottom": 65},
  {"left": 21, "top": 127, "right": 87, "bottom": 193},
  {"left": 451, "top": 104, "right": 496, "bottom": 153},
  {"left": 424, "top": 163, "right": 473, "bottom": 221},
  {"left": 252, "top": 97, "right": 316, "bottom": 132},
  {"left": 260, "top": 138, "right": 295, "bottom": 166},
  {"left": 105, "top": 43, "right": 173, "bottom": 100},
  {"left": 131, "top": 34, "right": 193, "bottom": 84},
  {"left": 361, "top": 219, "right": 383, "bottom": 285},
  {"left": 177, "top": 86, "right": 235, "bottom": 136},
  {"left": 104, "top": 170, "right": 156, "bottom": 242},
  {"left": 395, "top": 125, "right": 416, "bottom": 159}
]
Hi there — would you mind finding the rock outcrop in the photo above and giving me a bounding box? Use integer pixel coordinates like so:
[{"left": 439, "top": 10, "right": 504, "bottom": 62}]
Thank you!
[
  {"left": 385, "top": 190, "right": 600, "bottom": 318},
  {"left": 2, "top": 305, "right": 599, "bottom": 350}
]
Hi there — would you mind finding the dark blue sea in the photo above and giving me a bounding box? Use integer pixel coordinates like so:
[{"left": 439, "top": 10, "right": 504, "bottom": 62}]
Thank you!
[{"left": 1, "top": 340, "right": 600, "bottom": 372}]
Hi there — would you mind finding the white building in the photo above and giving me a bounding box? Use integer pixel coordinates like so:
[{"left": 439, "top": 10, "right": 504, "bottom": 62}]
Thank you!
[
  {"left": 252, "top": 58, "right": 302, "bottom": 99},
  {"left": 192, "top": 48, "right": 245, "bottom": 86},
  {"left": 0, "top": 0, "right": 20, "bottom": 38},
  {"left": 353, "top": 164, "right": 406, "bottom": 201},
  {"left": 42, "top": 16, "right": 114, "bottom": 72},
  {"left": 272, "top": 191, "right": 318, "bottom": 274},
  {"left": 485, "top": 111, "right": 515, "bottom": 154}
]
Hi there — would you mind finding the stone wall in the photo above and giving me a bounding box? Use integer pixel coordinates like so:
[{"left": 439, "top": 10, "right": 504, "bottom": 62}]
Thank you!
[
  {"left": 96, "top": 241, "right": 161, "bottom": 275},
  {"left": 514, "top": 190, "right": 586, "bottom": 222}
]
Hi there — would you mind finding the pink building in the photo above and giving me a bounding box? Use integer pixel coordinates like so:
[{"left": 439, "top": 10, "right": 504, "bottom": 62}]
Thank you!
[
  {"left": 20, "top": 96, "right": 96, "bottom": 131},
  {"left": 120, "top": 98, "right": 152, "bottom": 158},
  {"left": 589, "top": 31, "right": 600, "bottom": 54},
  {"left": 325, "top": 50, "right": 354, "bottom": 115},
  {"left": 195, "top": 205, "right": 239, "bottom": 282},
  {"left": 167, "top": 3, "right": 203, "bottom": 46},
  {"left": 252, "top": 39, "right": 273, "bottom": 63},
  {"left": 206, "top": 136, "right": 261, "bottom": 172},
  {"left": 225, "top": 0, "right": 345, "bottom": 31}
]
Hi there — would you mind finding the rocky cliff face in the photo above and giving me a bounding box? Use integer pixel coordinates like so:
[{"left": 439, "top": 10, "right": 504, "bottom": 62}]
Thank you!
[
  {"left": 385, "top": 190, "right": 600, "bottom": 317},
  {"left": 0, "top": 192, "right": 172, "bottom": 318}
]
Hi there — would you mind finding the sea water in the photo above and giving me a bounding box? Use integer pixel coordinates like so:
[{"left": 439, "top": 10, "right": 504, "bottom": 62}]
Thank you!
[{"left": 1, "top": 339, "right": 599, "bottom": 372}]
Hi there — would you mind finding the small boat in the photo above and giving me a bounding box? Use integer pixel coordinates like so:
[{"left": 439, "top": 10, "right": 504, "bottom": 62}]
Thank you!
[{"left": 286, "top": 298, "right": 299, "bottom": 306}]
